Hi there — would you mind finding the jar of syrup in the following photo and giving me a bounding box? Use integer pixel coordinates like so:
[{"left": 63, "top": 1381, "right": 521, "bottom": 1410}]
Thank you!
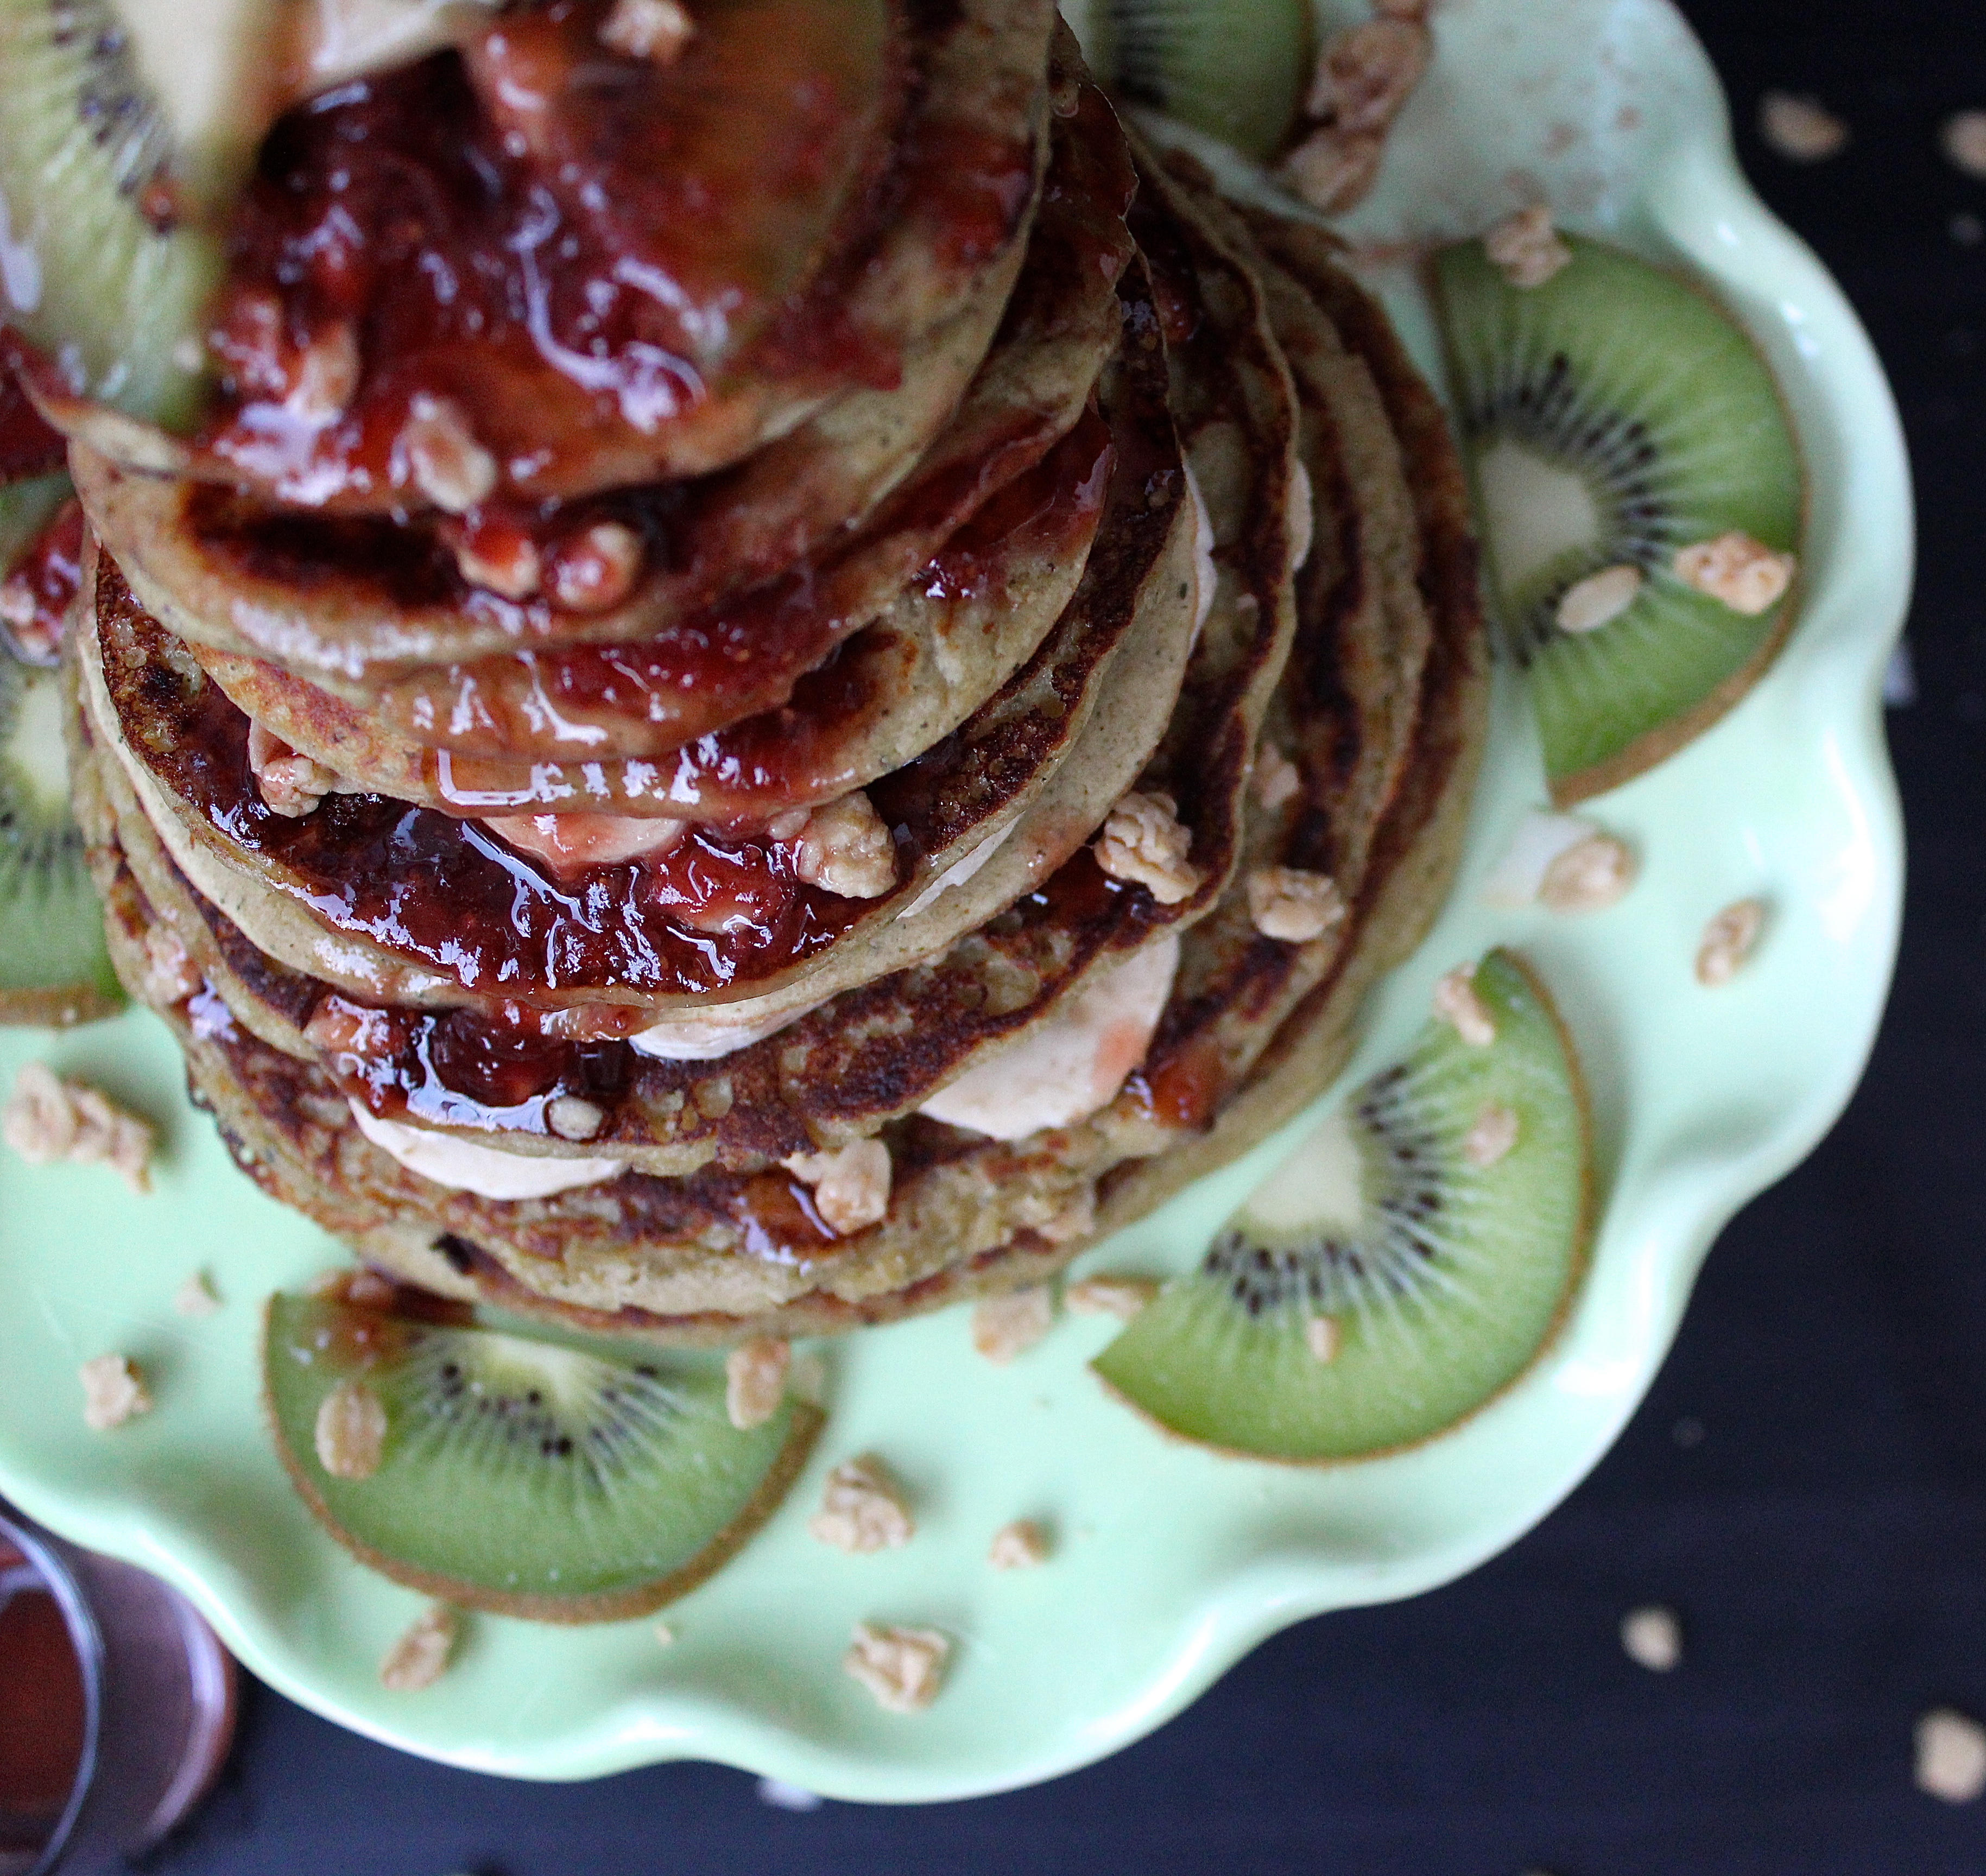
[{"left": 0, "top": 1503, "right": 236, "bottom": 1875}]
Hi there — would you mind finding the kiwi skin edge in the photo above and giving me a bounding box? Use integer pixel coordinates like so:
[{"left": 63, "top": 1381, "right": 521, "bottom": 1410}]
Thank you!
[
  {"left": 0, "top": 981, "right": 124, "bottom": 1028},
  {"left": 1547, "top": 578, "right": 1804, "bottom": 809},
  {"left": 259, "top": 1296, "right": 828, "bottom": 1624},
  {"left": 1093, "top": 950, "right": 1597, "bottom": 1468}
]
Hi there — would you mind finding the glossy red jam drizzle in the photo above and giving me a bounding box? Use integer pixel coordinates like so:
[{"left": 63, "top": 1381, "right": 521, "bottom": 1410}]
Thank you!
[{"left": 0, "top": 499, "right": 84, "bottom": 665}]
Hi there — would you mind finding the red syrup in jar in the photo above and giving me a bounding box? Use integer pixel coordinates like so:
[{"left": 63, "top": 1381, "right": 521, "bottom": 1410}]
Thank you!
[{"left": 0, "top": 1541, "right": 87, "bottom": 1861}]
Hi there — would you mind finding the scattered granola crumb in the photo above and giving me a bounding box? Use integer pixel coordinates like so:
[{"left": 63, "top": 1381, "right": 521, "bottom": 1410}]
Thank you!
[
  {"left": 783, "top": 1138, "right": 891, "bottom": 1235},
  {"left": 1279, "top": 127, "right": 1386, "bottom": 215},
  {"left": 1306, "top": 1315, "right": 1342, "bottom": 1363},
  {"left": 988, "top": 1519, "right": 1051, "bottom": 1570},
  {"left": 4, "top": 1063, "right": 155, "bottom": 1193},
  {"left": 1065, "top": 1275, "right": 1160, "bottom": 1322},
  {"left": 248, "top": 720, "right": 342, "bottom": 819},
  {"left": 1696, "top": 898, "right": 1767, "bottom": 987},
  {"left": 1305, "top": 17, "right": 1432, "bottom": 135},
  {"left": 790, "top": 792, "right": 896, "bottom": 900},
  {"left": 1433, "top": 965, "right": 1496, "bottom": 1046},
  {"left": 1485, "top": 205, "right": 1572, "bottom": 288},
  {"left": 725, "top": 1336, "right": 790, "bottom": 1430},
  {"left": 1672, "top": 531, "right": 1797, "bottom": 615},
  {"left": 1620, "top": 1605, "right": 1682, "bottom": 1672},
  {"left": 380, "top": 1602, "right": 458, "bottom": 1691},
  {"left": 141, "top": 924, "right": 204, "bottom": 1005},
  {"left": 548, "top": 520, "right": 644, "bottom": 613},
  {"left": 600, "top": 0, "right": 693, "bottom": 61},
  {"left": 1759, "top": 91, "right": 1849, "bottom": 162},
  {"left": 1035, "top": 1186, "right": 1097, "bottom": 1246},
  {"left": 1555, "top": 563, "right": 1642, "bottom": 635},
  {"left": 173, "top": 1269, "right": 222, "bottom": 1318},
  {"left": 79, "top": 1354, "right": 151, "bottom": 1431},
  {"left": 1943, "top": 110, "right": 1986, "bottom": 180},
  {"left": 453, "top": 522, "right": 541, "bottom": 600},
  {"left": 315, "top": 1379, "right": 388, "bottom": 1480},
  {"left": 1539, "top": 833, "right": 1637, "bottom": 914},
  {"left": 397, "top": 394, "right": 497, "bottom": 514},
  {"left": 1253, "top": 744, "right": 1302, "bottom": 811},
  {"left": 1247, "top": 866, "right": 1346, "bottom": 943},
  {"left": 653, "top": 1621, "right": 677, "bottom": 1646},
  {"left": 809, "top": 1456, "right": 914, "bottom": 1554},
  {"left": 843, "top": 1622, "right": 950, "bottom": 1713},
  {"left": 1094, "top": 791, "right": 1202, "bottom": 904},
  {"left": 971, "top": 1286, "right": 1055, "bottom": 1365},
  {"left": 1462, "top": 1101, "right": 1520, "bottom": 1170},
  {"left": 545, "top": 1094, "right": 607, "bottom": 1143},
  {"left": 1916, "top": 1708, "right": 1986, "bottom": 1803}
]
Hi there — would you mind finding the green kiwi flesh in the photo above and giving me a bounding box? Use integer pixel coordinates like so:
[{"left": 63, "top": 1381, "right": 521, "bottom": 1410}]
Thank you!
[
  {"left": 0, "top": 625, "right": 121, "bottom": 1025},
  {"left": 1092, "top": 950, "right": 1591, "bottom": 1463},
  {"left": 0, "top": 469, "right": 71, "bottom": 576},
  {"left": 263, "top": 1290, "right": 826, "bottom": 1622},
  {"left": 1433, "top": 233, "right": 1803, "bottom": 806},
  {"left": 1092, "top": 0, "right": 1314, "bottom": 161},
  {"left": 0, "top": 0, "right": 225, "bottom": 428}
]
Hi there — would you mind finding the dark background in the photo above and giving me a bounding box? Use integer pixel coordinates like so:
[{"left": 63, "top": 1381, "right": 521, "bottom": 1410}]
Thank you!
[{"left": 141, "top": 1, "right": 1986, "bottom": 1869}]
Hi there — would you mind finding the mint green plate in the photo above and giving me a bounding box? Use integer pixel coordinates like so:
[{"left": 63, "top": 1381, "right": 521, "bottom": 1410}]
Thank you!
[{"left": 0, "top": 0, "right": 1908, "bottom": 1801}]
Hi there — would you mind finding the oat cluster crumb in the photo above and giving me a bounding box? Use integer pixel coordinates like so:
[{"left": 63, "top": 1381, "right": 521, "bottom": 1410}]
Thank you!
[
  {"left": 1305, "top": 1315, "right": 1342, "bottom": 1363},
  {"left": 1094, "top": 791, "right": 1201, "bottom": 905},
  {"left": 1035, "top": 1186, "right": 1097, "bottom": 1246},
  {"left": 1943, "top": 110, "right": 1986, "bottom": 180},
  {"left": 1555, "top": 563, "right": 1642, "bottom": 635},
  {"left": 600, "top": 0, "right": 693, "bottom": 61},
  {"left": 843, "top": 1621, "right": 950, "bottom": 1713},
  {"left": 1672, "top": 531, "right": 1796, "bottom": 616},
  {"left": 1696, "top": 898, "right": 1767, "bottom": 987},
  {"left": 1247, "top": 866, "right": 1346, "bottom": 943},
  {"left": 142, "top": 923, "right": 204, "bottom": 1005},
  {"left": 0, "top": 567, "right": 61, "bottom": 661},
  {"left": 79, "top": 1353, "right": 151, "bottom": 1431},
  {"left": 1253, "top": 743, "right": 1302, "bottom": 812},
  {"left": 397, "top": 393, "right": 497, "bottom": 514},
  {"left": 545, "top": 1094, "right": 607, "bottom": 1143},
  {"left": 248, "top": 721, "right": 343, "bottom": 819},
  {"left": 1759, "top": 91, "right": 1850, "bottom": 162},
  {"left": 1462, "top": 1101, "right": 1520, "bottom": 1170},
  {"left": 725, "top": 1336, "right": 790, "bottom": 1430},
  {"left": 790, "top": 791, "right": 897, "bottom": 900},
  {"left": 1539, "top": 833, "right": 1636, "bottom": 915},
  {"left": 1915, "top": 1707, "right": 1986, "bottom": 1804},
  {"left": 809, "top": 1455, "right": 915, "bottom": 1554},
  {"left": 653, "top": 1620, "right": 678, "bottom": 1646},
  {"left": 1484, "top": 205, "right": 1572, "bottom": 289},
  {"left": 1620, "top": 1604, "right": 1683, "bottom": 1672},
  {"left": 173, "top": 1269, "right": 223, "bottom": 1318},
  {"left": 971, "top": 1286, "right": 1056, "bottom": 1365},
  {"left": 380, "top": 1602, "right": 459, "bottom": 1691},
  {"left": 314, "top": 1379, "right": 389, "bottom": 1480},
  {"left": 1279, "top": 11, "right": 1432, "bottom": 214},
  {"left": 4, "top": 1063, "right": 155, "bottom": 1193},
  {"left": 783, "top": 1138, "right": 892, "bottom": 1235},
  {"left": 1433, "top": 965, "right": 1496, "bottom": 1047},
  {"left": 1065, "top": 1275, "right": 1160, "bottom": 1321},
  {"left": 988, "top": 1519, "right": 1051, "bottom": 1570}
]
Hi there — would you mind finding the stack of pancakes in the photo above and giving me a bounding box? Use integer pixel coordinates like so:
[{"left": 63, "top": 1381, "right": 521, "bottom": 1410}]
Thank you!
[{"left": 57, "top": 5, "right": 1487, "bottom": 1341}]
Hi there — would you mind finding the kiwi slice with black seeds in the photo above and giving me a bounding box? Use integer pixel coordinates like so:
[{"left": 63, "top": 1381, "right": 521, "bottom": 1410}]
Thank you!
[
  {"left": 0, "top": 612, "right": 121, "bottom": 1025},
  {"left": 1092, "top": 950, "right": 1591, "bottom": 1463},
  {"left": 1434, "top": 232, "right": 1804, "bottom": 805},
  {"left": 0, "top": 0, "right": 231, "bottom": 428},
  {"left": 1079, "top": 0, "right": 1313, "bottom": 161},
  {"left": 263, "top": 1288, "right": 825, "bottom": 1623}
]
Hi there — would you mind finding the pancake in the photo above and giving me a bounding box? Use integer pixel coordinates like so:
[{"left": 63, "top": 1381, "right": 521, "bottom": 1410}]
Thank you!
[{"left": 32, "top": 0, "right": 1062, "bottom": 510}]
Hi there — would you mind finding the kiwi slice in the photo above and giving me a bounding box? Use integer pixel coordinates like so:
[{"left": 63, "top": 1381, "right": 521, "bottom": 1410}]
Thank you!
[
  {"left": 0, "top": 0, "right": 232, "bottom": 429},
  {"left": 0, "top": 614, "right": 121, "bottom": 1025},
  {"left": 1083, "top": 0, "right": 1314, "bottom": 161},
  {"left": 1092, "top": 950, "right": 1591, "bottom": 1463},
  {"left": 0, "top": 470, "right": 71, "bottom": 581},
  {"left": 1433, "top": 232, "right": 1804, "bottom": 806},
  {"left": 263, "top": 1289, "right": 825, "bottom": 1622}
]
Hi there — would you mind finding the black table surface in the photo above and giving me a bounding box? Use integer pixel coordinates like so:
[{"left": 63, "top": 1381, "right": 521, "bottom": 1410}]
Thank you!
[{"left": 135, "top": 3, "right": 1986, "bottom": 1870}]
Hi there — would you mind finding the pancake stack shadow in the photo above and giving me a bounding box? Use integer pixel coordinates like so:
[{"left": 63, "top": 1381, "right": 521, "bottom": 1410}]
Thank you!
[{"left": 56, "top": 7, "right": 1489, "bottom": 1343}]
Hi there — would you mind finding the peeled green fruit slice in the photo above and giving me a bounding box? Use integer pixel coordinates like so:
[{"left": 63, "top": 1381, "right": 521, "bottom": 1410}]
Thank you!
[
  {"left": 1092, "top": 949, "right": 1591, "bottom": 1462},
  {"left": 1434, "top": 231, "right": 1804, "bottom": 806},
  {"left": 0, "top": 617, "right": 122, "bottom": 1026},
  {"left": 263, "top": 1288, "right": 825, "bottom": 1622}
]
